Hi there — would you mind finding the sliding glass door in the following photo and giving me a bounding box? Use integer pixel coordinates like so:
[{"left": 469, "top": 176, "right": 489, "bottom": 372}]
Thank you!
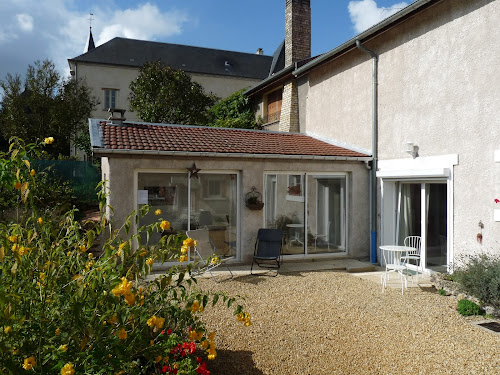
[
  {"left": 396, "top": 182, "right": 447, "bottom": 272},
  {"left": 264, "top": 173, "right": 347, "bottom": 256}
]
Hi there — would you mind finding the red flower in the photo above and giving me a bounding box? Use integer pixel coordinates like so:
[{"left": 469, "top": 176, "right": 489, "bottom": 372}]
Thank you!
[
  {"left": 167, "top": 329, "right": 172, "bottom": 335},
  {"left": 160, "top": 329, "right": 165, "bottom": 335},
  {"left": 495, "top": 199, "right": 500, "bottom": 203}
]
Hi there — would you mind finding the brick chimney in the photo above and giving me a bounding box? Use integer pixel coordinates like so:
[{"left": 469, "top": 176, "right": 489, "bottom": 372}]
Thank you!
[
  {"left": 280, "top": 0, "right": 310, "bottom": 133},
  {"left": 285, "top": 0, "right": 311, "bottom": 66}
]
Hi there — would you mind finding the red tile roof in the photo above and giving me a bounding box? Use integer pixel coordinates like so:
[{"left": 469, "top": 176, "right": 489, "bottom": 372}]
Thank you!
[{"left": 98, "top": 121, "right": 369, "bottom": 158}]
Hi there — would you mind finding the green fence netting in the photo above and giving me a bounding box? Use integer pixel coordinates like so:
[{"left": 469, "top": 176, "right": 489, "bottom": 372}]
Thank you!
[{"left": 33, "top": 160, "right": 101, "bottom": 202}]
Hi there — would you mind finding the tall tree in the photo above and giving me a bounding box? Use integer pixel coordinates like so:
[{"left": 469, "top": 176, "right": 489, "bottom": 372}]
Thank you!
[
  {"left": 208, "top": 89, "right": 261, "bottom": 129},
  {"left": 0, "top": 60, "right": 98, "bottom": 156},
  {"left": 129, "top": 61, "right": 217, "bottom": 125}
]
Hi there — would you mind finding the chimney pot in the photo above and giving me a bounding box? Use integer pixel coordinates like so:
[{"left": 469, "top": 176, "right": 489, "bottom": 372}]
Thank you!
[{"left": 256, "top": 48, "right": 264, "bottom": 55}]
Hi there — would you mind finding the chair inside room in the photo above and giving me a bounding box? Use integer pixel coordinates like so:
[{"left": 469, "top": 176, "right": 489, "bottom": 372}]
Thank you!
[
  {"left": 251, "top": 229, "right": 284, "bottom": 276},
  {"left": 186, "top": 229, "right": 233, "bottom": 282},
  {"left": 198, "top": 211, "right": 213, "bottom": 229},
  {"left": 401, "top": 235, "right": 422, "bottom": 283}
]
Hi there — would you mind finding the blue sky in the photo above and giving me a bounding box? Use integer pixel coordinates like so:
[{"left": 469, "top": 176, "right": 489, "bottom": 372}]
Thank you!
[{"left": 0, "top": 0, "right": 412, "bottom": 80}]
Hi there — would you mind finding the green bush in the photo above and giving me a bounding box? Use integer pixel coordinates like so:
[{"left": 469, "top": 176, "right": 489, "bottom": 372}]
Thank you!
[
  {"left": 0, "top": 137, "right": 250, "bottom": 374},
  {"left": 453, "top": 254, "right": 500, "bottom": 309},
  {"left": 457, "top": 299, "right": 484, "bottom": 316}
]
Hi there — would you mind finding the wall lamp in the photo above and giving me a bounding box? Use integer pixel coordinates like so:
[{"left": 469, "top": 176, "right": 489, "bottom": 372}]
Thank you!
[{"left": 405, "top": 142, "right": 419, "bottom": 158}]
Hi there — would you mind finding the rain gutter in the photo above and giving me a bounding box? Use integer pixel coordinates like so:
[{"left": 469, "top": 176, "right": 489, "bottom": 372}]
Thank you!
[
  {"left": 91, "top": 148, "right": 371, "bottom": 162},
  {"left": 355, "top": 40, "right": 378, "bottom": 265}
]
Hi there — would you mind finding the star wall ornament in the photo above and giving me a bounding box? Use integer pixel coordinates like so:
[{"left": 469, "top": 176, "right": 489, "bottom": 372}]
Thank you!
[{"left": 187, "top": 163, "right": 201, "bottom": 179}]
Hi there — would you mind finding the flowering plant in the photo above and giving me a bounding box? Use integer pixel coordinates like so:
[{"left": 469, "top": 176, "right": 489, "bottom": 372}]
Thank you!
[{"left": 0, "top": 138, "right": 249, "bottom": 374}]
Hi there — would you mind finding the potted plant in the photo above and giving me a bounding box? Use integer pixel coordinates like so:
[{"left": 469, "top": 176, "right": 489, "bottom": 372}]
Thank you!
[{"left": 246, "top": 196, "right": 264, "bottom": 210}]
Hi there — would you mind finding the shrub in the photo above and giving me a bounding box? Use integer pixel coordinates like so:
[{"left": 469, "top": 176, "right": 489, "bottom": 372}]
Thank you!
[
  {"left": 457, "top": 299, "right": 484, "bottom": 316},
  {"left": 453, "top": 254, "right": 500, "bottom": 309},
  {"left": 0, "top": 137, "right": 250, "bottom": 374}
]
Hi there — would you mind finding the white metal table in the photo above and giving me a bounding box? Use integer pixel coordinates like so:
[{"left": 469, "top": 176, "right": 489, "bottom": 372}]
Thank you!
[{"left": 379, "top": 245, "right": 416, "bottom": 295}]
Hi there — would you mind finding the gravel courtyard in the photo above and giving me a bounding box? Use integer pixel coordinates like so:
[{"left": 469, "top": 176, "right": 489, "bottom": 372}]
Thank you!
[{"left": 196, "top": 271, "right": 499, "bottom": 375}]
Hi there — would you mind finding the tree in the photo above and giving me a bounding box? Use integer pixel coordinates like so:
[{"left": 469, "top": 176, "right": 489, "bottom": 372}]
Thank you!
[
  {"left": 129, "top": 61, "right": 217, "bottom": 125},
  {"left": 207, "top": 89, "right": 261, "bottom": 129},
  {"left": 0, "top": 60, "right": 98, "bottom": 157}
]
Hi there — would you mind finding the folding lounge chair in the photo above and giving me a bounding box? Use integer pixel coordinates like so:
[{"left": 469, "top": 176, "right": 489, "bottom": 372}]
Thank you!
[
  {"left": 186, "top": 229, "right": 234, "bottom": 282},
  {"left": 251, "top": 229, "right": 284, "bottom": 276}
]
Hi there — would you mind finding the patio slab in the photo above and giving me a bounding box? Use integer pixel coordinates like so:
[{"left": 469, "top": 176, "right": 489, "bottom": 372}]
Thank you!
[{"left": 182, "top": 258, "right": 433, "bottom": 290}]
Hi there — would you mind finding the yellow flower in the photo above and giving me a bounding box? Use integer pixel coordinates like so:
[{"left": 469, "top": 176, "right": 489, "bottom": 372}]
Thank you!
[
  {"left": 8, "top": 235, "right": 18, "bottom": 243},
  {"left": 207, "top": 342, "right": 217, "bottom": 360},
  {"left": 112, "top": 277, "right": 132, "bottom": 297},
  {"left": 179, "top": 255, "right": 188, "bottom": 262},
  {"left": 23, "top": 356, "right": 36, "bottom": 370},
  {"left": 59, "top": 344, "right": 68, "bottom": 352},
  {"left": 191, "top": 300, "right": 200, "bottom": 312},
  {"left": 154, "top": 209, "right": 162, "bottom": 215},
  {"left": 30, "top": 169, "right": 35, "bottom": 176},
  {"left": 12, "top": 348, "right": 19, "bottom": 355},
  {"left": 180, "top": 245, "right": 189, "bottom": 254},
  {"left": 118, "top": 328, "right": 127, "bottom": 340},
  {"left": 138, "top": 248, "right": 147, "bottom": 257},
  {"left": 160, "top": 220, "right": 170, "bottom": 230},
  {"left": 124, "top": 292, "right": 135, "bottom": 305},
  {"left": 211, "top": 255, "right": 220, "bottom": 265},
  {"left": 55, "top": 327, "right": 61, "bottom": 335},
  {"left": 60, "top": 362, "right": 75, "bottom": 375},
  {"left": 108, "top": 313, "right": 118, "bottom": 325},
  {"left": 146, "top": 257, "right": 154, "bottom": 267},
  {"left": 80, "top": 244, "right": 87, "bottom": 252},
  {"left": 183, "top": 238, "right": 194, "bottom": 247},
  {"left": 67, "top": 251, "right": 72, "bottom": 257},
  {"left": 208, "top": 331, "right": 215, "bottom": 341},
  {"left": 146, "top": 315, "right": 164, "bottom": 329},
  {"left": 44, "top": 137, "right": 54, "bottom": 144},
  {"left": 155, "top": 355, "right": 162, "bottom": 363},
  {"left": 200, "top": 340, "right": 209, "bottom": 349},
  {"left": 4, "top": 326, "right": 12, "bottom": 334}
]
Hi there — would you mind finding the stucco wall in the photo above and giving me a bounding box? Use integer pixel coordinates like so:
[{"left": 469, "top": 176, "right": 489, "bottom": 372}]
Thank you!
[
  {"left": 102, "top": 154, "right": 369, "bottom": 263},
  {"left": 303, "top": 0, "right": 500, "bottom": 258},
  {"left": 75, "top": 63, "right": 262, "bottom": 122}
]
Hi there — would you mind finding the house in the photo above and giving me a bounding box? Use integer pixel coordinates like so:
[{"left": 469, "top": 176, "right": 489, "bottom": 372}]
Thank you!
[
  {"left": 68, "top": 35, "right": 277, "bottom": 122},
  {"left": 89, "top": 118, "right": 371, "bottom": 263},
  {"left": 246, "top": 0, "right": 500, "bottom": 272},
  {"left": 91, "top": 0, "right": 499, "bottom": 272}
]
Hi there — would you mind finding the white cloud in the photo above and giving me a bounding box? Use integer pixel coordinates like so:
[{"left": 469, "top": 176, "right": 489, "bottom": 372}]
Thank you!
[
  {"left": 16, "top": 13, "right": 34, "bottom": 32},
  {"left": 96, "top": 3, "right": 188, "bottom": 45},
  {"left": 348, "top": 0, "right": 409, "bottom": 34},
  {"left": 0, "top": 1, "right": 190, "bottom": 81}
]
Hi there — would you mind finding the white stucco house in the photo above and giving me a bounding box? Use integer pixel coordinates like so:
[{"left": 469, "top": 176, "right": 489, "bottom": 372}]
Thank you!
[
  {"left": 246, "top": 0, "right": 500, "bottom": 273},
  {"left": 91, "top": 0, "right": 499, "bottom": 272}
]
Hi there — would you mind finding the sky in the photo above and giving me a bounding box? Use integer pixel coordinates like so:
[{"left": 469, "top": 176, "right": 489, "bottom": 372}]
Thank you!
[{"left": 0, "top": 0, "right": 413, "bottom": 82}]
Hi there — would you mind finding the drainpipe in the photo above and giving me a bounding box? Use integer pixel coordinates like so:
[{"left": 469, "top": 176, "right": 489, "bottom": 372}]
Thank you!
[{"left": 356, "top": 40, "right": 378, "bottom": 264}]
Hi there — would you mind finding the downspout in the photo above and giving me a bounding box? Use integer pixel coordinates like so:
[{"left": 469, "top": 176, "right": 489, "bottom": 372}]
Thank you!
[{"left": 356, "top": 40, "right": 378, "bottom": 264}]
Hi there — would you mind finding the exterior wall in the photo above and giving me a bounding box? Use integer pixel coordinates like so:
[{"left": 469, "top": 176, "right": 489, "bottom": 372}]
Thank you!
[
  {"left": 102, "top": 154, "right": 369, "bottom": 263},
  {"left": 75, "top": 63, "right": 263, "bottom": 122},
  {"left": 302, "top": 0, "right": 500, "bottom": 260}
]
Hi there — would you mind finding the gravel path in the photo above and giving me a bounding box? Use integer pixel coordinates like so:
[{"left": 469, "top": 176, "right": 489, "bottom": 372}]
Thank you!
[{"left": 195, "top": 271, "right": 499, "bottom": 375}]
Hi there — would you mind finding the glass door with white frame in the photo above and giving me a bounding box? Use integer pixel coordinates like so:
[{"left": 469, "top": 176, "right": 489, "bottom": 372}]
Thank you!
[{"left": 396, "top": 182, "right": 447, "bottom": 272}]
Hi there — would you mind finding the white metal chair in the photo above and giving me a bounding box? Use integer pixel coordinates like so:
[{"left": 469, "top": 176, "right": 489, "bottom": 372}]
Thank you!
[
  {"left": 380, "top": 247, "right": 408, "bottom": 295},
  {"left": 401, "top": 236, "right": 422, "bottom": 283},
  {"left": 186, "top": 229, "right": 233, "bottom": 282}
]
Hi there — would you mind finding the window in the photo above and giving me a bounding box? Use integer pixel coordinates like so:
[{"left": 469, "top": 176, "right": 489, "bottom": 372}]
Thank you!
[
  {"left": 287, "top": 174, "right": 304, "bottom": 202},
  {"left": 103, "top": 89, "right": 118, "bottom": 109},
  {"left": 265, "top": 89, "right": 282, "bottom": 123}
]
